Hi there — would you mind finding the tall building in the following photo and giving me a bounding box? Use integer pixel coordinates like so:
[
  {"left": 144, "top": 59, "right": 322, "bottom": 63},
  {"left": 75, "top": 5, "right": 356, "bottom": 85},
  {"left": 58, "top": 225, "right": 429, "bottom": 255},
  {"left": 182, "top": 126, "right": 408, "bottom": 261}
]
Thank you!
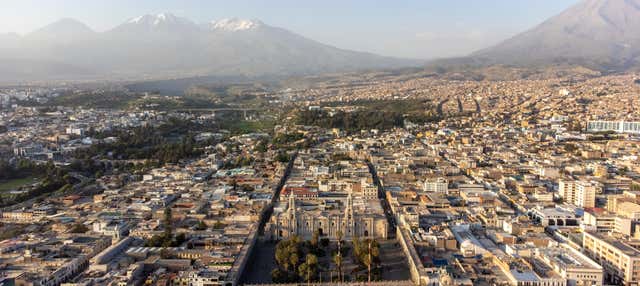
[
  {"left": 558, "top": 179, "right": 597, "bottom": 208},
  {"left": 583, "top": 232, "right": 640, "bottom": 285}
]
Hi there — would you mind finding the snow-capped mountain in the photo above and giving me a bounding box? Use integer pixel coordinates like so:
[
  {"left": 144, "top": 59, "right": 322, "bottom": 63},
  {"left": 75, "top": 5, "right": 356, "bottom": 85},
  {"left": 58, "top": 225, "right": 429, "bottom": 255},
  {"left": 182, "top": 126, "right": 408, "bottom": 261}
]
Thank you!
[
  {"left": 0, "top": 13, "right": 415, "bottom": 82},
  {"left": 128, "top": 13, "right": 184, "bottom": 25},
  {"left": 210, "top": 18, "right": 263, "bottom": 31},
  {"left": 109, "top": 13, "right": 200, "bottom": 35}
]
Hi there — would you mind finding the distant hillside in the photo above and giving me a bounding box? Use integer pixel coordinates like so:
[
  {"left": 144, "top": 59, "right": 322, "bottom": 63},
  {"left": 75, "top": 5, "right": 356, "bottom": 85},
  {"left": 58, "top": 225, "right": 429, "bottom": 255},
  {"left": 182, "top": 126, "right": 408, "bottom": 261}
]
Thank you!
[{"left": 469, "top": 0, "right": 640, "bottom": 72}]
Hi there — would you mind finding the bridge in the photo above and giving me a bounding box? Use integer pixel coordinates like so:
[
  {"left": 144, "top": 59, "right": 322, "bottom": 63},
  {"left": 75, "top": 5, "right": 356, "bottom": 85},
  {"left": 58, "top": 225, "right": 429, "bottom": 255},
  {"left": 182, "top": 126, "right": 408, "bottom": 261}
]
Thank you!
[
  {"left": 176, "top": 107, "right": 262, "bottom": 120},
  {"left": 437, "top": 96, "right": 483, "bottom": 116}
]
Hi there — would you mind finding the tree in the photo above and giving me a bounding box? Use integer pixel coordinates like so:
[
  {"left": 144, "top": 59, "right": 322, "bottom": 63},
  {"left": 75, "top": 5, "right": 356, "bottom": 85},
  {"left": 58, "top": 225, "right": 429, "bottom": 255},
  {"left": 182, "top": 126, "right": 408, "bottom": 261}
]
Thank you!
[
  {"left": 336, "top": 230, "right": 344, "bottom": 282},
  {"left": 352, "top": 235, "right": 362, "bottom": 259},
  {"left": 275, "top": 246, "right": 291, "bottom": 272},
  {"left": 365, "top": 240, "right": 375, "bottom": 283},
  {"left": 289, "top": 252, "right": 300, "bottom": 272},
  {"left": 271, "top": 268, "right": 286, "bottom": 283},
  {"left": 255, "top": 140, "right": 268, "bottom": 152},
  {"left": 174, "top": 233, "right": 187, "bottom": 246},
  {"left": 276, "top": 152, "right": 291, "bottom": 163},
  {"left": 310, "top": 230, "right": 320, "bottom": 250},
  {"left": 298, "top": 254, "right": 318, "bottom": 285},
  {"left": 321, "top": 238, "right": 330, "bottom": 248},
  {"left": 160, "top": 248, "right": 172, "bottom": 259},
  {"left": 241, "top": 184, "right": 255, "bottom": 192},
  {"left": 145, "top": 234, "right": 164, "bottom": 247},
  {"left": 351, "top": 238, "right": 380, "bottom": 282},
  {"left": 195, "top": 220, "right": 207, "bottom": 230},
  {"left": 273, "top": 236, "right": 309, "bottom": 282},
  {"left": 333, "top": 252, "right": 343, "bottom": 283},
  {"left": 296, "top": 108, "right": 405, "bottom": 133},
  {"left": 68, "top": 223, "right": 89, "bottom": 233},
  {"left": 162, "top": 207, "right": 173, "bottom": 247},
  {"left": 620, "top": 166, "right": 630, "bottom": 175},
  {"left": 306, "top": 253, "right": 318, "bottom": 267},
  {"left": 298, "top": 263, "right": 312, "bottom": 285}
]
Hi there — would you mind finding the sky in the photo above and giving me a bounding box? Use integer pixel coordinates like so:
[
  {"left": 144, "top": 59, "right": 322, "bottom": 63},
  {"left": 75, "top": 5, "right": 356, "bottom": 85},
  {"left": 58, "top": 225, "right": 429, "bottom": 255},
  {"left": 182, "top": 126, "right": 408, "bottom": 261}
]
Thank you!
[{"left": 0, "top": 0, "right": 580, "bottom": 59}]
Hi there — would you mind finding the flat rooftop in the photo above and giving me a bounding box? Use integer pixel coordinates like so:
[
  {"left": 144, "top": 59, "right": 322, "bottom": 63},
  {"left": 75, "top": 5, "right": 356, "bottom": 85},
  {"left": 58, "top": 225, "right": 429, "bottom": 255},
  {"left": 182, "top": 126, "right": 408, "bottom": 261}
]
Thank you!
[
  {"left": 537, "top": 247, "right": 601, "bottom": 270},
  {"left": 586, "top": 232, "right": 640, "bottom": 257}
]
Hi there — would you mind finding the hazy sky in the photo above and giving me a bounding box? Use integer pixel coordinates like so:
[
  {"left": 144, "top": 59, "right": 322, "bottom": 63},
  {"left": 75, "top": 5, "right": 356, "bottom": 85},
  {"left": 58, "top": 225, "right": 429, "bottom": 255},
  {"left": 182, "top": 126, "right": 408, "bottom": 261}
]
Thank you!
[{"left": 0, "top": 0, "right": 579, "bottom": 59}]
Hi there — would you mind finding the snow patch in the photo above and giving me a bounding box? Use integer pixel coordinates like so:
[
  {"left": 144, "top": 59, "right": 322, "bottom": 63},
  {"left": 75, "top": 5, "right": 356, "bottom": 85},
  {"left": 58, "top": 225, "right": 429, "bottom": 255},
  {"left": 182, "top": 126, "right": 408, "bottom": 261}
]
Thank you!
[{"left": 210, "top": 18, "right": 262, "bottom": 31}]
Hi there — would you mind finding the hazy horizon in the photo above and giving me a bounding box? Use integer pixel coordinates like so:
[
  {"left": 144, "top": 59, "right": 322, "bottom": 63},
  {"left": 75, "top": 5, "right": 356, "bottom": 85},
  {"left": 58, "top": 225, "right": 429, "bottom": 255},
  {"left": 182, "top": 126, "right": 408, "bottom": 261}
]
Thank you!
[{"left": 1, "top": 0, "right": 579, "bottom": 59}]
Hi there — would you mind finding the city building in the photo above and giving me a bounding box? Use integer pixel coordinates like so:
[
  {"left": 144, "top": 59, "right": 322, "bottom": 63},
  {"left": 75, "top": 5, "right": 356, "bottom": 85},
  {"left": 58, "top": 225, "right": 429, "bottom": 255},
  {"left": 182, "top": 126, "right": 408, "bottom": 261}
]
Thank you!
[
  {"left": 423, "top": 178, "right": 448, "bottom": 193},
  {"left": 558, "top": 179, "right": 597, "bottom": 208},
  {"left": 269, "top": 192, "right": 388, "bottom": 240},
  {"left": 583, "top": 232, "right": 640, "bottom": 285},
  {"left": 587, "top": 120, "right": 640, "bottom": 134}
]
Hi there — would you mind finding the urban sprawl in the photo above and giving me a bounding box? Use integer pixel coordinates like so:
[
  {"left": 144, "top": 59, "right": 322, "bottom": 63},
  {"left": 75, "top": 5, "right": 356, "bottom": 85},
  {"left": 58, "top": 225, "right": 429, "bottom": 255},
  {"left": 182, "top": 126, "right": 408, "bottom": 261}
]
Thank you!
[{"left": 1, "top": 72, "right": 640, "bottom": 286}]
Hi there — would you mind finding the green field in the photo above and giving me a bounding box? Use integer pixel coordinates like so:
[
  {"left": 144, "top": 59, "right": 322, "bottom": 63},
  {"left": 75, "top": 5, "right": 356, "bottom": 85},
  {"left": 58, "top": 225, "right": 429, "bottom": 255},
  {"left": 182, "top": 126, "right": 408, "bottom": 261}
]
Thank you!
[
  {"left": 221, "top": 119, "right": 276, "bottom": 135},
  {"left": 0, "top": 177, "right": 40, "bottom": 193}
]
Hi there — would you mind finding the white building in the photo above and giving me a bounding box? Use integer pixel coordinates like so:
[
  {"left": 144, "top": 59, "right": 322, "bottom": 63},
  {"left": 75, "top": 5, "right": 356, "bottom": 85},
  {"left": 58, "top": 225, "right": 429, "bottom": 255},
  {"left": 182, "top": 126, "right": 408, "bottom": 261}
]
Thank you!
[
  {"left": 587, "top": 120, "right": 640, "bottom": 134},
  {"left": 582, "top": 210, "right": 632, "bottom": 236},
  {"left": 423, "top": 178, "right": 448, "bottom": 193},
  {"left": 530, "top": 207, "right": 578, "bottom": 227},
  {"left": 174, "top": 270, "right": 226, "bottom": 286},
  {"left": 451, "top": 225, "right": 487, "bottom": 257},
  {"left": 583, "top": 232, "right": 640, "bottom": 285},
  {"left": 536, "top": 246, "right": 603, "bottom": 286},
  {"left": 559, "top": 179, "right": 597, "bottom": 208},
  {"left": 66, "top": 127, "right": 85, "bottom": 136},
  {"left": 537, "top": 167, "right": 560, "bottom": 179}
]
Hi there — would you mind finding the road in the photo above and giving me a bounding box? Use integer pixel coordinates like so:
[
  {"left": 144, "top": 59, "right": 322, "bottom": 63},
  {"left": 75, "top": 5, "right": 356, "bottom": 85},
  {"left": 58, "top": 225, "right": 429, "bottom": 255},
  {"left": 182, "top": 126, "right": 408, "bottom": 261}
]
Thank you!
[
  {"left": 239, "top": 152, "right": 298, "bottom": 283},
  {"left": 379, "top": 240, "right": 411, "bottom": 280},
  {"left": 366, "top": 160, "right": 397, "bottom": 238}
]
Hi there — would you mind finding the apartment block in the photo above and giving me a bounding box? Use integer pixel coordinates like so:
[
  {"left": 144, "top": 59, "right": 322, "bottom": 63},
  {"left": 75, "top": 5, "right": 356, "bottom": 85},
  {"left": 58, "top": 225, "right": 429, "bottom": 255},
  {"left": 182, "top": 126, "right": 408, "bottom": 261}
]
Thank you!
[
  {"left": 559, "top": 179, "right": 597, "bottom": 208},
  {"left": 583, "top": 232, "right": 640, "bottom": 285}
]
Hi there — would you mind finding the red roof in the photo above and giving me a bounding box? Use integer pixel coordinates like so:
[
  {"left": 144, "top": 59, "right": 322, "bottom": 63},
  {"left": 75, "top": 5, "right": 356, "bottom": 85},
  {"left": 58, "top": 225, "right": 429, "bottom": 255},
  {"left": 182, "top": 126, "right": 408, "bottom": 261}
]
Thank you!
[
  {"left": 584, "top": 207, "right": 605, "bottom": 214},
  {"left": 282, "top": 187, "right": 317, "bottom": 197}
]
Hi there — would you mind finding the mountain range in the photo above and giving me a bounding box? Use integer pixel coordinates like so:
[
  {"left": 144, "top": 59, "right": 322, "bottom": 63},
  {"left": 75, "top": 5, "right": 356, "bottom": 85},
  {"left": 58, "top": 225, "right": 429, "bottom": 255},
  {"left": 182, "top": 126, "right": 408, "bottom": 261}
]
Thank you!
[
  {"left": 3, "top": 0, "right": 640, "bottom": 83},
  {"left": 0, "top": 14, "right": 415, "bottom": 82}
]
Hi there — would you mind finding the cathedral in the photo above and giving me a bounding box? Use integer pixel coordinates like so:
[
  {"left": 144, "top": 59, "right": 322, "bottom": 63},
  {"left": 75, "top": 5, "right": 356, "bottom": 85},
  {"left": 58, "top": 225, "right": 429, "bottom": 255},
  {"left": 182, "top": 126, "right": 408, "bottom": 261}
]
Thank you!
[{"left": 267, "top": 192, "right": 388, "bottom": 241}]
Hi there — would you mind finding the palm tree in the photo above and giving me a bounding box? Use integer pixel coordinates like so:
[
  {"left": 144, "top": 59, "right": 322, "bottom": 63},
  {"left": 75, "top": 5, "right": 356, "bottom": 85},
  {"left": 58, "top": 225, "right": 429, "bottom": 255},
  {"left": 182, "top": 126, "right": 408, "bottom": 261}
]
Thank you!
[
  {"left": 336, "top": 230, "right": 344, "bottom": 282},
  {"left": 290, "top": 252, "right": 300, "bottom": 273},
  {"left": 333, "top": 252, "right": 343, "bottom": 283},
  {"left": 367, "top": 240, "right": 372, "bottom": 283},
  {"left": 363, "top": 239, "right": 380, "bottom": 283},
  {"left": 299, "top": 254, "right": 318, "bottom": 286},
  {"left": 275, "top": 246, "right": 290, "bottom": 272}
]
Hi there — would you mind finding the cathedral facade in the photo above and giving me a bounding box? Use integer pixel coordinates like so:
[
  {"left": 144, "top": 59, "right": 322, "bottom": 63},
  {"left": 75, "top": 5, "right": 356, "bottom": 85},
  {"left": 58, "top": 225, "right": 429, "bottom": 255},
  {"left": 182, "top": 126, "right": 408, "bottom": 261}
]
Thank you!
[{"left": 268, "top": 193, "right": 388, "bottom": 240}]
